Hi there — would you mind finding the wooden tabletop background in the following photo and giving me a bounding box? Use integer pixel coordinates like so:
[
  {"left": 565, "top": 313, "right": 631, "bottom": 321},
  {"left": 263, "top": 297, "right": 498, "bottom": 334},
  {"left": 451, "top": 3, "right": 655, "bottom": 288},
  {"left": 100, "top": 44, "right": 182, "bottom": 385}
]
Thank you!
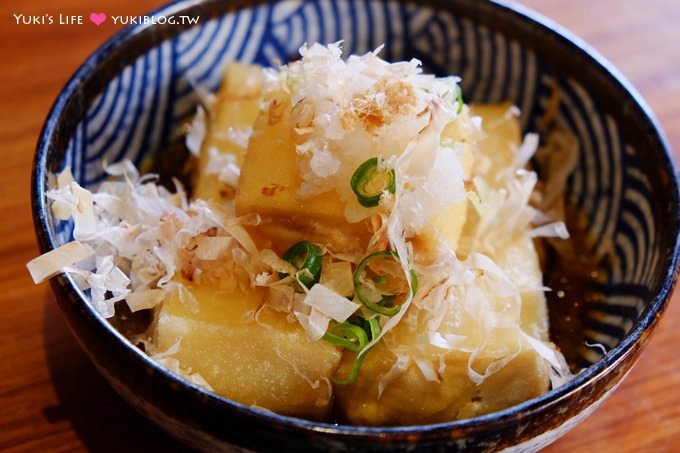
[{"left": 1, "top": 0, "right": 678, "bottom": 451}]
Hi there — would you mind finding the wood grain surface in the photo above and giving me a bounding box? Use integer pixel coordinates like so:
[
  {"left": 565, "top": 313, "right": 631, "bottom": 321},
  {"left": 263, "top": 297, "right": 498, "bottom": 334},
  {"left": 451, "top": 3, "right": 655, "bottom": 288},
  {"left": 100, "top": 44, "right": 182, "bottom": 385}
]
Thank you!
[{"left": 1, "top": 0, "right": 678, "bottom": 451}]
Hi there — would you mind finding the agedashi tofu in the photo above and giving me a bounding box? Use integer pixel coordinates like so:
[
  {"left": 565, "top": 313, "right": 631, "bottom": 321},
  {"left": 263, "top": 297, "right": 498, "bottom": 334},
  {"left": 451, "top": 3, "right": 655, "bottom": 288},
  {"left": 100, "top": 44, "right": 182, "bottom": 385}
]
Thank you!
[
  {"left": 497, "top": 233, "right": 550, "bottom": 338},
  {"left": 456, "top": 104, "right": 527, "bottom": 260},
  {"left": 154, "top": 280, "right": 342, "bottom": 420},
  {"left": 235, "top": 89, "right": 370, "bottom": 253},
  {"left": 35, "top": 44, "right": 573, "bottom": 429},
  {"left": 193, "top": 63, "right": 263, "bottom": 201},
  {"left": 335, "top": 231, "right": 550, "bottom": 426},
  {"left": 470, "top": 102, "right": 522, "bottom": 185},
  {"left": 334, "top": 344, "right": 549, "bottom": 425},
  {"left": 334, "top": 105, "right": 551, "bottom": 426},
  {"left": 413, "top": 120, "right": 475, "bottom": 258}
]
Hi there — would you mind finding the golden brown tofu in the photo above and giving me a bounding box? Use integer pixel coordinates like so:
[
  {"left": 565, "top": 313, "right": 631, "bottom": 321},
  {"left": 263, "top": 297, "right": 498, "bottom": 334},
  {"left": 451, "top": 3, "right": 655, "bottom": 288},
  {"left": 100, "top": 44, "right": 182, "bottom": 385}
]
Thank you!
[
  {"left": 457, "top": 103, "right": 527, "bottom": 260},
  {"left": 193, "top": 63, "right": 263, "bottom": 201},
  {"left": 496, "top": 233, "right": 551, "bottom": 340},
  {"left": 334, "top": 344, "right": 548, "bottom": 426},
  {"left": 334, "top": 104, "right": 550, "bottom": 426},
  {"left": 413, "top": 121, "right": 475, "bottom": 258},
  {"left": 470, "top": 102, "right": 522, "bottom": 187},
  {"left": 334, "top": 236, "right": 550, "bottom": 426},
  {"left": 154, "top": 280, "right": 342, "bottom": 420},
  {"left": 235, "top": 90, "right": 370, "bottom": 253}
]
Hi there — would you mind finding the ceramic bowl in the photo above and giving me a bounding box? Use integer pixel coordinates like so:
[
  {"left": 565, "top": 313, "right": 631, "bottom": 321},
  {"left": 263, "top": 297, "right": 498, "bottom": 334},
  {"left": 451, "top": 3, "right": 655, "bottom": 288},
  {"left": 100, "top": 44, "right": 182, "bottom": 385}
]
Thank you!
[{"left": 32, "top": 0, "right": 680, "bottom": 451}]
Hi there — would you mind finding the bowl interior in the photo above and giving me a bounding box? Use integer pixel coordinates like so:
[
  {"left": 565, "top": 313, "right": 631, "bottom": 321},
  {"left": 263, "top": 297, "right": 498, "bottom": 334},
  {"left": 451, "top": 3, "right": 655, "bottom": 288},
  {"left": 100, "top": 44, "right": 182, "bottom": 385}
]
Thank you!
[{"left": 33, "top": 0, "right": 679, "bottom": 446}]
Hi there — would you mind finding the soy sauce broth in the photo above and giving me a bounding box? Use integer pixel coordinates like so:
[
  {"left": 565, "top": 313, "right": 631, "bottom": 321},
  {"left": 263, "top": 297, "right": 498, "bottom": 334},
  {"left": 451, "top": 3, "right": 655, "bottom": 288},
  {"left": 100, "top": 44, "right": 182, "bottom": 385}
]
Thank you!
[{"left": 542, "top": 202, "right": 612, "bottom": 372}]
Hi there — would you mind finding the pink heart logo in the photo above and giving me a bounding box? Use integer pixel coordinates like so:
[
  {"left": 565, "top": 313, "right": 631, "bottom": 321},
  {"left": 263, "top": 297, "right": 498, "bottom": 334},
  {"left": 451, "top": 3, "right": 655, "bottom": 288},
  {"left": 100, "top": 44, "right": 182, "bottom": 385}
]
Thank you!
[{"left": 89, "top": 12, "right": 106, "bottom": 26}]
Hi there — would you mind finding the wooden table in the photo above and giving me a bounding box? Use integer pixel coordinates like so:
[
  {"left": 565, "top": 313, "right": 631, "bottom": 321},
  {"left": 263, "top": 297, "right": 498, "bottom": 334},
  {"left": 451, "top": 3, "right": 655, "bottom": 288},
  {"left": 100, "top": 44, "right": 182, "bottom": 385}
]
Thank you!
[{"left": 1, "top": 0, "right": 678, "bottom": 450}]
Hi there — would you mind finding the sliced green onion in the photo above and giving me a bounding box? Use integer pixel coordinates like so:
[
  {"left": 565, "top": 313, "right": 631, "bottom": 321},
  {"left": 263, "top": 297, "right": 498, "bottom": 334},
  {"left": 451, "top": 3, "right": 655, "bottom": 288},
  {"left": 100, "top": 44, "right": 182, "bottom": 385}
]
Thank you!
[
  {"left": 365, "top": 316, "right": 381, "bottom": 341},
  {"left": 331, "top": 351, "right": 368, "bottom": 385},
  {"left": 354, "top": 251, "right": 401, "bottom": 316},
  {"left": 281, "top": 240, "right": 322, "bottom": 289},
  {"left": 322, "top": 321, "right": 368, "bottom": 352},
  {"left": 409, "top": 269, "right": 419, "bottom": 296},
  {"left": 331, "top": 318, "right": 382, "bottom": 385},
  {"left": 350, "top": 157, "right": 396, "bottom": 208},
  {"left": 353, "top": 251, "right": 416, "bottom": 316},
  {"left": 372, "top": 275, "right": 388, "bottom": 285},
  {"left": 455, "top": 85, "right": 464, "bottom": 114}
]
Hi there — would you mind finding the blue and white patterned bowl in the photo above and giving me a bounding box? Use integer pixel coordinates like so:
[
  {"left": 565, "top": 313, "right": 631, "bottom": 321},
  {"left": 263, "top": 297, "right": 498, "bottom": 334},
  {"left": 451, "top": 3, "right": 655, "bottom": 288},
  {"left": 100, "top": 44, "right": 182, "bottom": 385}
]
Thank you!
[{"left": 32, "top": 0, "right": 680, "bottom": 451}]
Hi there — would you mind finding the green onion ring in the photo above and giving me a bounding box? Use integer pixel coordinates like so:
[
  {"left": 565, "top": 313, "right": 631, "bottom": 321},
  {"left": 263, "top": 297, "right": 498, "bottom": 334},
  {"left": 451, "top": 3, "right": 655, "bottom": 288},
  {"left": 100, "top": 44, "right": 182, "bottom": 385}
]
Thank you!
[
  {"left": 353, "top": 251, "right": 417, "bottom": 316},
  {"left": 409, "top": 269, "right": 419, "bottom": 296},
  {"left": 331, "top": 318, "right": 382, "bottom": 385},
  {"left": 455, "top": 85, "right": 464, "bottom": 114},
  {"left": 322, "top": 321, "right": 368, "bottom": 352},
  {"left": 365, "top": 317, "right": 381, "bottom": 341},
  {"left": 331, "top": 351, "right": 368, "bottom": 385},
  {"left": 280, "top": 240, "right": 322, "bottom": 289},
  {"left": 350, "top": 157, "right": 396, "bottom": 208}
]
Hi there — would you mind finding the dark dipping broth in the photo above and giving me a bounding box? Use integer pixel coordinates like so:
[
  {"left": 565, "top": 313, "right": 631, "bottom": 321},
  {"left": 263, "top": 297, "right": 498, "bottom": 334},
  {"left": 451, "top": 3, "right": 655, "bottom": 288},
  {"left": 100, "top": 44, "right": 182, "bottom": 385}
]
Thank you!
[{"left": 543, "top": 201, "right": 612, "bottom": 372}]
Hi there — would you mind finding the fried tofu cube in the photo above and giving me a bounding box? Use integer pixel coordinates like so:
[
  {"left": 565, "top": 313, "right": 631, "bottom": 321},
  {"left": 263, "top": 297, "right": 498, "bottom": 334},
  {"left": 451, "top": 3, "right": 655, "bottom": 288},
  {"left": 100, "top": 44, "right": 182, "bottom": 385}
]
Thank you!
[
  {"left": 193, "top": 63, "right": 263, "bottom": 201},
  {"left": 334, "top": 232, "right": 550, "bottom": 425},
  {"left": 154, "top": 280, "right": 342, "bottom": 420},
  {"left": 235, "top": 90, "right": 370, "bottom": 253},
  {"left": 335, "top": 105, "right": 551, "bottom": 425},
  {"left": 470, "top": 102, "right": 522, "bottom": 185},
  {"left": 413, "top": 117, "right": 475, "bottom": 257},
  {"left": 334, "top": 344, "right": 549, "bottom": 426}
]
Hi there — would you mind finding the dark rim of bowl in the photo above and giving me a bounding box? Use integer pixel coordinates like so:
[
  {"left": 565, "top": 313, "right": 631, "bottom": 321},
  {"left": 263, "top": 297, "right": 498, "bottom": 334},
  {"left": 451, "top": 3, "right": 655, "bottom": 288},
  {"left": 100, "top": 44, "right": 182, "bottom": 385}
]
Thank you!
[{"left": 32, "top": 0, "right": 680, "bottom": 442}]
